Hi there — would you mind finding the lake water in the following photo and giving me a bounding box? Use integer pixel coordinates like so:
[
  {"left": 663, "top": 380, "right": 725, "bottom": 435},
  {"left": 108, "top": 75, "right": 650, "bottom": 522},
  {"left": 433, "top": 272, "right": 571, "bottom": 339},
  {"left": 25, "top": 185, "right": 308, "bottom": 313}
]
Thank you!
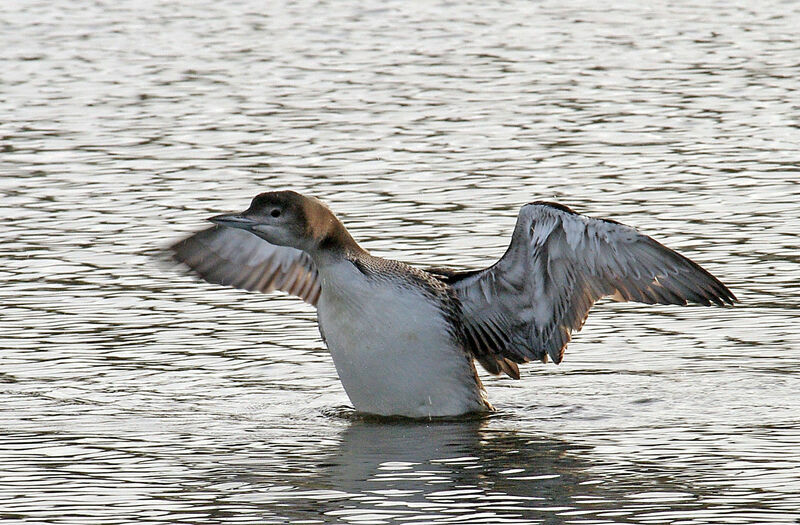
[{"left": 2, "top": 0, "right": 799, "bottom": 523}]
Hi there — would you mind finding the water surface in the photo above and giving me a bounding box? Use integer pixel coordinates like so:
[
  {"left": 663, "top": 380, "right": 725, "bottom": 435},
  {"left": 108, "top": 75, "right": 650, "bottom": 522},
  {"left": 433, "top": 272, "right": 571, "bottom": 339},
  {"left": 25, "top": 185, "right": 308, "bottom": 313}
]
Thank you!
[{"left": 2, "top": 0, "right": 799, "bottom": 523}]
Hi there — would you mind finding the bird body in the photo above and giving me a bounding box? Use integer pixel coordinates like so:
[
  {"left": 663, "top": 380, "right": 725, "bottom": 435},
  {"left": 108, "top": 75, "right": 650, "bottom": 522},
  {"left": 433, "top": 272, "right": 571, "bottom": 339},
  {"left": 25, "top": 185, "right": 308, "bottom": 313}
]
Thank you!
[
  {"left": 170, "top": 191, "right": 737, "bottom": 417},
  {"left": 316, "top": 257, "right": 488, "bottom": 417}
]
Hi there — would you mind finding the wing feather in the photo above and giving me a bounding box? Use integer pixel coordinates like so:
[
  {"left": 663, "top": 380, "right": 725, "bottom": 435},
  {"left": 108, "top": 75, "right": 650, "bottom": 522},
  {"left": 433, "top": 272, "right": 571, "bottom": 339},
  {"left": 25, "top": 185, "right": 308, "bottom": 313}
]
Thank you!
[
  {"left": 169, "top": 225, "right": 320, "bottom": 306},
  {"left": 452, "top": 203, "right": 737, "bottom": 367}
]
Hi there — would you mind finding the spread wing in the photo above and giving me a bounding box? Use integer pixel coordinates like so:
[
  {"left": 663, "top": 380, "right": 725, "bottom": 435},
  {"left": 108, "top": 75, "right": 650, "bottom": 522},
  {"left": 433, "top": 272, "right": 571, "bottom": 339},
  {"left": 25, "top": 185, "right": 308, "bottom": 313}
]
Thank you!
[
  {"left": 450, "top": 202, "right": 737, "bottom": 373},
  {"left": 169, "top": 225, "right": 321, "bottom": 305}
]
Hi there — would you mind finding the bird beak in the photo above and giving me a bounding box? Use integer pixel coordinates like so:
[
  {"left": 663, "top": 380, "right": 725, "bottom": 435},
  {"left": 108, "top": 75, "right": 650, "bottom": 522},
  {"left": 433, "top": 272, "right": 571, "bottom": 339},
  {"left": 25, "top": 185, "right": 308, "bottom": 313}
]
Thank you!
[{"left": 208, "top": 213, "right": 257, "bottom": 230}]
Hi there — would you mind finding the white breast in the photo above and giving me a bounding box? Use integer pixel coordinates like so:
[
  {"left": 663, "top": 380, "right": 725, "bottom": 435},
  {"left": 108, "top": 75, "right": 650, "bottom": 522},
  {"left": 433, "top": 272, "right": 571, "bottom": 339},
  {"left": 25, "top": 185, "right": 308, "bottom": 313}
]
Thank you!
[{"left": 316, "top": 261, "right": 487, "bottom": 417}]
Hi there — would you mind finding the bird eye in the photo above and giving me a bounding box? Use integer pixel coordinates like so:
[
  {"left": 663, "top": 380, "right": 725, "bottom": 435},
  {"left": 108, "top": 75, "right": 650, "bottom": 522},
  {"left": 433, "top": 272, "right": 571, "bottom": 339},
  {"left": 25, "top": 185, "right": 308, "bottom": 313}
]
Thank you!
[{"left": 270, "top": 209, "right": 281, "bottom": 218}]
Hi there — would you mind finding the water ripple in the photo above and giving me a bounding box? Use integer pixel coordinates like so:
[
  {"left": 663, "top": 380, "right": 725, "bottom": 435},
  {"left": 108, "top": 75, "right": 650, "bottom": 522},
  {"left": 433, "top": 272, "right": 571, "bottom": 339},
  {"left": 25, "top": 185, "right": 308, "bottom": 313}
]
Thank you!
[{"left": 2, "top": 0, "right": 799, "bottom": 523}]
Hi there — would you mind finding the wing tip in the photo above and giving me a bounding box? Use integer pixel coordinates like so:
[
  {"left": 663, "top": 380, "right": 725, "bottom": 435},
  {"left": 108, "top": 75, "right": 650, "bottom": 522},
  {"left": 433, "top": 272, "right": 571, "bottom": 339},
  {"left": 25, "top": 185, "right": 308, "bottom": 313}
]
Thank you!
[
  {"left": 500, "top": 359, "right": 521, "bottom": 380},
  {"left": 548, "top": 348, "right": 565, "bottom": 365},
  {"left": 475, "top": 356, "right": 522, "bottom": 380}
]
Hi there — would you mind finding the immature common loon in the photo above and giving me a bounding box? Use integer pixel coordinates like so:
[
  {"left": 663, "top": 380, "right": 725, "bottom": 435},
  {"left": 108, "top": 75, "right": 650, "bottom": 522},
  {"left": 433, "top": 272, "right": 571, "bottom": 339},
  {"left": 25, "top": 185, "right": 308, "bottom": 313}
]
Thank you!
[{"left": 170, "top": 191, "right": 737, "bottom": 417}]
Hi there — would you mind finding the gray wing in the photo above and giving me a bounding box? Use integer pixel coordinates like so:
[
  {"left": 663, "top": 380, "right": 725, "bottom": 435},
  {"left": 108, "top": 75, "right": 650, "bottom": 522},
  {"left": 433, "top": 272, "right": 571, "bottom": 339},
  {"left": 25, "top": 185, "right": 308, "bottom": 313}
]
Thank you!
[
  {"left": 169, "top": 225, "right": 321, "bottom": 305},
  {"left": 452, "top": 202, "right": 737, "bottom": 371}
]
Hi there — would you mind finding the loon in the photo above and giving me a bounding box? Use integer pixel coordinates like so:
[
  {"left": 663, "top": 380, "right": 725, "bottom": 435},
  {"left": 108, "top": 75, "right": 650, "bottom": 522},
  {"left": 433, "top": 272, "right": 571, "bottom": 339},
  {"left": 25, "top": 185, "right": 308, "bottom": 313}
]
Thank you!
[{"left": 170, "top": 190, "right": 737, "bottom": 418}]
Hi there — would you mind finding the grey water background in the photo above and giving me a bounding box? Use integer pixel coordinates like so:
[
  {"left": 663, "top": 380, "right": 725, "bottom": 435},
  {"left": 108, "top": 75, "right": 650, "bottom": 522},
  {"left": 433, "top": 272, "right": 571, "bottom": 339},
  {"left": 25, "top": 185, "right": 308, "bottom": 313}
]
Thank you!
[{"left": 2, "top": 0, "right": 799, "bottom": 523}]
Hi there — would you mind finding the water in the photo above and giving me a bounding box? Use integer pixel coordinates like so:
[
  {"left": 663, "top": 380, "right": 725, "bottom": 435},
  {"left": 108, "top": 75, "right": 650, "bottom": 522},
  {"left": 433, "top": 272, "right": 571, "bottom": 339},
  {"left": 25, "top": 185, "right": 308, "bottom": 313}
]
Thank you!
[{"left": 2, "top": 0, "right": 799, "bottom": 523}]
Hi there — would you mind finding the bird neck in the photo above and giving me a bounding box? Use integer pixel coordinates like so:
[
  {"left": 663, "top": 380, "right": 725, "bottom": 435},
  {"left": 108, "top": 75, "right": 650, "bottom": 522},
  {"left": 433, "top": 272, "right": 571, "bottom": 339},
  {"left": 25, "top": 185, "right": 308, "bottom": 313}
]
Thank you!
[{"left": 305, "top": 215, "right": 368, "bottom": 266}]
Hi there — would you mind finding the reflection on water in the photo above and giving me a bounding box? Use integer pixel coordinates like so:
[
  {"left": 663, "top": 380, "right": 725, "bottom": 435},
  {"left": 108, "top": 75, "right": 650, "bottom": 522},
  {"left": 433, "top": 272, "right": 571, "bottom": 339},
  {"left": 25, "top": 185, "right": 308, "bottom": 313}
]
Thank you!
[
  {"left": 2, "top": 0, "right": 800, "bottom": 523},
  {"left": 240, "top": 417, "right": 799, "bottom": 523},
  {"left": 293, "top": 419, "right": 592, "bottom": 522},
  {"left": 4, "top": 411, "right": 795, "bottom": 523}
]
